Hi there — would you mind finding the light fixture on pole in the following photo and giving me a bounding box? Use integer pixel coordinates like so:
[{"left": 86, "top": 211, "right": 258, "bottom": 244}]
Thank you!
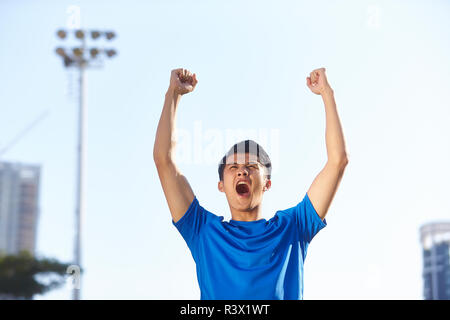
[{"left": 54, "top": 28, "right": 117, "bottom": 300}]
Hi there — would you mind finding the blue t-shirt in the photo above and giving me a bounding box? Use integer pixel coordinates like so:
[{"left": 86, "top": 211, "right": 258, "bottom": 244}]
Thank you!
[{"left": 172, "top": 192, "right": 327, "bottom": 300}]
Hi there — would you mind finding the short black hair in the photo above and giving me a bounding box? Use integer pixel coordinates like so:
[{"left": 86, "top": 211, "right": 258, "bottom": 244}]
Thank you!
[{"left": 218, "top": 140, "right": 271, "bottom": 181}]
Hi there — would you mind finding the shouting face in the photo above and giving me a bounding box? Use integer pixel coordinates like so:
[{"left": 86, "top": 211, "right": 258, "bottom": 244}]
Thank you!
[{"left": 218, "top": 152, "right": 271, "bottom": 214}]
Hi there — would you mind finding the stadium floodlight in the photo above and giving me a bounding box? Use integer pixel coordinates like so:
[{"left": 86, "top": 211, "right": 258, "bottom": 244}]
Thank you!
[
  {"left": 105, "top": 49, "right": 117, "bottom": 58},
  {"left": 75, "top": 30, "right": 85, "bottom": 39},
  {"left": 91, "top": 31, "right": 101, "bottom": 39},
  {"left": 72, "top": 47, "right": 83, "bottom": 57},
  {"left": 105, "top": 31, "right": 116, "bottom": 40},
  {"left": 90, "top": 48, "right": 99, "bottom": 58},
  {"left": 57, "top": 30, "right": 67, "bottom": 39},
  {"left": 55, "top": 47, "right": 66, "bottom": 57},
  {"left": 54, "top": 27, "right": 117, "bottom": 301}
]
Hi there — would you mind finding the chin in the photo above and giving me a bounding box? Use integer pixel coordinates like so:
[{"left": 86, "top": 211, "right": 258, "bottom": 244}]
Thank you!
[{"left": 235, "top": 194, "right": 261, "bottom": 210}]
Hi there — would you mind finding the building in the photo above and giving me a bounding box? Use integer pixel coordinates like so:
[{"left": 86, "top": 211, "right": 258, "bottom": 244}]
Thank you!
[
  {"left": 0, "top": 161, "right": 41, "bottom": 256},
  {"left": 420, "top": 222, "right": 450, "bottom": 300}
]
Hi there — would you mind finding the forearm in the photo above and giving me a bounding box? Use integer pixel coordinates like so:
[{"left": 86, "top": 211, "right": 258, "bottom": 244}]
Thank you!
[
  {"left": 321, "top": 87, "right": 348, "bottom": 165},
  {"left": 153, "top": 88, "right": 182, "bottom": 163}
]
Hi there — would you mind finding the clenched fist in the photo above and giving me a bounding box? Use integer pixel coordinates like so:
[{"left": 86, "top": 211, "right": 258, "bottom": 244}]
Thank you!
[
  {"left": 169, "top": 68, "right": 198, "bottom": 95},
  {"left": 306, "top": 68, "right": 332, "bottom": 95}
]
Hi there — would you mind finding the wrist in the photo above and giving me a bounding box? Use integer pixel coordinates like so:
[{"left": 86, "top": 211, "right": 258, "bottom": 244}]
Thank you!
[
  {"left": 166, "top": 87, "right": 182, "bottom": 99},
  {"left": 320, "top": 86, "right": 334, "bottom": 96}
]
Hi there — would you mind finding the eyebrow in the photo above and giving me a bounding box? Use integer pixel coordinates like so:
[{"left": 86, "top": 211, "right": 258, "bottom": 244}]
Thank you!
[{"left": 227, "top": 162, "right": 259, "bottom": 166}]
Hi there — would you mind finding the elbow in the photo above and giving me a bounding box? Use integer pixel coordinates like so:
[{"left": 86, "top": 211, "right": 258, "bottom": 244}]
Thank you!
[
  {"left": 153, "top": 144, "right": 166, "bottom": 165},
  {"left": 153, "top": 139, "right": 175, "bottom": 166},
  {"left": 341, "top": 155, "right": 349, "bottom": 167},
  {"left": 328, "top": 154, "right": 349, "bottom": 168},
  {"left": 153, "top": 150, "right": 174, "bottom": 167},
  {"left": 153, "top": 153, "right": 167, "bottom": 167},
  {"left": 152, "top": 148, "right": 160, "bottom": 165}
]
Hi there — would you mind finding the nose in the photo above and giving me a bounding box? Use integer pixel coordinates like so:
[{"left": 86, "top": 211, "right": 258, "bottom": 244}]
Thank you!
[{"left": 237, "top": 166, "right": 249, "bottom": 177}]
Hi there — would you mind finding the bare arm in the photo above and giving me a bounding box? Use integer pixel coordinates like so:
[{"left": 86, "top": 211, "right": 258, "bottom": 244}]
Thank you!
[
  {"left": 153, "top": 68, "right": 198, "bottom": 223},
  {"left": 305, "top": 68, "right": 349, "bottom": 220}
]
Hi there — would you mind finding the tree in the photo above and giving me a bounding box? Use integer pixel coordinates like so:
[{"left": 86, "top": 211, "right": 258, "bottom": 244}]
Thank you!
[{"left": 0, "top": 250, "right": 78, "bottom": 299}]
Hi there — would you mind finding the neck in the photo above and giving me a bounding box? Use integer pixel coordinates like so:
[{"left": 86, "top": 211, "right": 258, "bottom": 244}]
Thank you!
[{"left": 230, "top": 203, "right": 264, "bottom": 221}]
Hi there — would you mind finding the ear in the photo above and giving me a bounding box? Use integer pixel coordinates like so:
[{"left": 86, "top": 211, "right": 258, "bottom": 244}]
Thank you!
[
  {"left": 263, "top": 179, "right": 271, "bottom": 192},
  {"left": 218, "top": 180, "right": 224, "bottom": 193}
]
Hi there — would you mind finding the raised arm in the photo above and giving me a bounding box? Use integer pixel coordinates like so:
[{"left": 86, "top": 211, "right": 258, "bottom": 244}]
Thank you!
[
  {"left": 305, "top": 68, "right": 349, "bottom": 220},
  {"left": 153, "top": 68, "right": 198, "bottom": 223}
]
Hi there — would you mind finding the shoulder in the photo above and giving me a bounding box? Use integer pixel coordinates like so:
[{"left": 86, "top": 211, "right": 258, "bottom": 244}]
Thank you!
[
  {"left": 268, "top": 206, "right": 296, "bottom": 227},
  {"left": 173, "top": 196, "right": 223, "bottom": 226},
  {"left": 268, "top": 193, "right": 317, "bottom": 224},
  {"left": 195, "top": 198, "right": 223, "bottom": 221}
]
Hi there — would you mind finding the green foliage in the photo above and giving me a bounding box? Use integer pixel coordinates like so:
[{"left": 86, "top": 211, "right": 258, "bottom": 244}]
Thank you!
[{"left": 0, "top": 251, "right": 78, "bottom": 299}]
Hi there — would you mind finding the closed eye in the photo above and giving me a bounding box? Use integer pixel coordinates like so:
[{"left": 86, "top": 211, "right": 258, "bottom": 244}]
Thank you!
[{"left": 229, "top": 165, "right": 257, "bottom": 169}]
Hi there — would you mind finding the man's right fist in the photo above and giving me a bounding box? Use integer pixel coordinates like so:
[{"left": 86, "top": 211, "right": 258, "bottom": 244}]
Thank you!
[{"left": 169, "top": 68, "right": 198, "bottom": 95}]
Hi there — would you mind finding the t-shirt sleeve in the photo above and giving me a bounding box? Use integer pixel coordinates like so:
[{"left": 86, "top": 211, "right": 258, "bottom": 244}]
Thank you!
[
  {"left": 172, "top": 196, "right": 210, "bottom": 256},
  {"left": 294, "top": 192, "right": 327, "bottom": 243}
]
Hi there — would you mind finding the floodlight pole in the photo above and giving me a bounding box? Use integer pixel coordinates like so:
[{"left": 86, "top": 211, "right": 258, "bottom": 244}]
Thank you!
[
  {"left": 73, "top": 36, "right": 86, "bottom": 301},
  {"left": 54, "top": 28, "right": 117, "bottom": 300}
]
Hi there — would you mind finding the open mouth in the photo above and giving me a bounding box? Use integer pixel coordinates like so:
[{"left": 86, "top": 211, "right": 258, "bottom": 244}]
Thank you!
[{"left": 236, "top": 182, "right": 250, "bottom": 197}]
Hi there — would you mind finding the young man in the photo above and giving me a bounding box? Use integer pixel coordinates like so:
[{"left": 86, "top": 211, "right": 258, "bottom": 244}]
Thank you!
[{"left": 153, "top": 67, "right": 348, "bottom": 299}]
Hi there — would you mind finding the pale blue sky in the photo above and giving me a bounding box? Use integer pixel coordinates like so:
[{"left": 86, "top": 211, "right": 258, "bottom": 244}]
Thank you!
[{"left": 1, "top": 0, "right": 449, "bottom": 299}]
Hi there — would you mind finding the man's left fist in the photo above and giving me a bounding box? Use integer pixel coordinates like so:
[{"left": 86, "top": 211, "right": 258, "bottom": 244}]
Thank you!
[{"left": 306, "top": 67, "right": 332, "bottom": 95}]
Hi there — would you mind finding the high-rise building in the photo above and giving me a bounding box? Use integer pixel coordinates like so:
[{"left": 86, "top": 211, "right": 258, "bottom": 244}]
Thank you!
[
  {"left": 0, "top": 161, "right": 41, "bottom": 256},
  {"left": 420, "top": 222, "right": 450, "bottom": 300}
]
